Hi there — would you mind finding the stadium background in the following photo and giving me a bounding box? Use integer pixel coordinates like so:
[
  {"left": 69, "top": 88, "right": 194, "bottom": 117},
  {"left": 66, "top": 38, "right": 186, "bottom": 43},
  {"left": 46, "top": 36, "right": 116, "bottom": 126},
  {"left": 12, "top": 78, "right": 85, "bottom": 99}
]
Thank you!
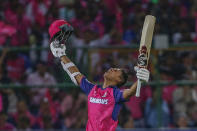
[{"left": 0, "top": 0, "right": 197, "bottom": 130}]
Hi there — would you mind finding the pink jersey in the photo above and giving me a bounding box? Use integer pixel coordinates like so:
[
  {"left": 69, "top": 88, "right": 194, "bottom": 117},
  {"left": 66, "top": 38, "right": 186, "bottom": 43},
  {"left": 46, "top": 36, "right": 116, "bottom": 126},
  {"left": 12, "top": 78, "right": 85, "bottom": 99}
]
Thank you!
[{"left": 80, "top": 77, "right": 126, "bottom": 131}]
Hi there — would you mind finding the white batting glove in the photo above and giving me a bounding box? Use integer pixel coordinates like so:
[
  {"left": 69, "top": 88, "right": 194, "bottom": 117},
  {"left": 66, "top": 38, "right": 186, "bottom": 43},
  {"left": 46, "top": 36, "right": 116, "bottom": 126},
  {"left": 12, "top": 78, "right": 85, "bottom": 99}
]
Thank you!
[
  {"left": 50, "top": 40, "right": 66, "bottom": 58},
  {"left": 134, "top": 66, "right": 150, "bottom": 82}
]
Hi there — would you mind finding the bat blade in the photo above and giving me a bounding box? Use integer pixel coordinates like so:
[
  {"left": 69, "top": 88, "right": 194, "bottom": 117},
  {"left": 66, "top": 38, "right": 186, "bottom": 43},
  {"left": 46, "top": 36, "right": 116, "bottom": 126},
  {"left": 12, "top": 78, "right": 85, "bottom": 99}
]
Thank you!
[
  {"left": 136, "top": 15, "right": 156, "bottom": 97},
  {"left": 138, "top": 15, "right": 156, "bottom": 67}
]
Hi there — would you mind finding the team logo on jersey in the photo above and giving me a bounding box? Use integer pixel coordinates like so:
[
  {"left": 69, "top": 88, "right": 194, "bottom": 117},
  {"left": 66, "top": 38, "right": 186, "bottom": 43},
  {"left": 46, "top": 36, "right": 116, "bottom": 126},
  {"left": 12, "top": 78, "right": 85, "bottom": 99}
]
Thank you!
[
  {"left": 89, "top": 97, "right": 108, "bottom": 104},
  {"left": 93, "top": 90, "right": 97, "bottom": 96},
  {"left": 102, "top": 92, "right": 107, "bottom": 97}
]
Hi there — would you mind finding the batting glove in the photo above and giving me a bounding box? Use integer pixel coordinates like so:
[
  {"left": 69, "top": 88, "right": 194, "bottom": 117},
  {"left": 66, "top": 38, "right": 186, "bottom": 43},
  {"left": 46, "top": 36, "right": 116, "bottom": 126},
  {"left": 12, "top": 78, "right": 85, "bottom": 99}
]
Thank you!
[
  {"left": 50, "top": 40, "right": 66, "bottom": 58},
  {"left": 134, "top": 66, "right": 150, "bottom": 82}
]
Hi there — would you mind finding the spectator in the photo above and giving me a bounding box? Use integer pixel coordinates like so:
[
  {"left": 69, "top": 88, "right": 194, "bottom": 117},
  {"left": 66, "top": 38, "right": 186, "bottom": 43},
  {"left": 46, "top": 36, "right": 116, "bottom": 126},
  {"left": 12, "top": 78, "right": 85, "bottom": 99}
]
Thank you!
[
  {"left": 0, "top": 48, "right": 11, "bottom": 113},
  {"left": 16, "top": 116, "right": 31, "bottom": 130},
  {"left": 3, "top": 89, "right": 18, "bottom": 114},
  {"left": 126, "top": 85, "right": 152, "bottom": 128},
  {"left": 6, "top": 51, "right": 25, "bottom": 83},
  {"left": 172, "top": 85, "right": 193, "bottom": 115},
  {"left": 11, "top": 100, "right": 36, "bottom": 127},
  {"left": 160, "top": 67, "right": 178, "bottom": 108},
  {"left": 26, "top": 61, "right": 56, "bottom": 105},
  {"left": 0, "top": 21, "right": 16, "bottom": 46},
  {"left": 144, "top": 88, "right": 170, "bottom": 128},
  {"left": 60, "top": 94, "right": 74, "bottom": 115},
  {"left": 0, "top": 48, "right": 10, "bottom": 83},
  {"left": 187, "top": 103, "right": 197, "bottom": 127},
  {"left": 108, "top": 27, "right": 126, "bottom": 45},
  {"left": 37, "top": 97, "right": 59, "bottom": 129},
  {"left": 26, "top": 61, "right": 56, "bottom": 86},
  {"left": 42, "top": 115, "right": 53, "bottom": 129},
  {"left": 118, "top": 104, "right": 134, "bottom": 128},
  {"left": 0, "top": 111, "right": 15, "bottom": 130},
  {"left": 175, "top": 113, "right": 189, "bottom": 128},
  {"left": 123, "top": 117, "right": 134, "bottom": 128}
]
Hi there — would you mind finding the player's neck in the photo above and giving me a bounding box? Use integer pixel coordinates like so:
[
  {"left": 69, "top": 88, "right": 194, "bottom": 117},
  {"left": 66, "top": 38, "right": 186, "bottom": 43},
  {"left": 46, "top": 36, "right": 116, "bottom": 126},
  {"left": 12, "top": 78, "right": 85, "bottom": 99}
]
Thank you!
[{"left": 103, "top": 80, "right": 115, "bottom": 89}]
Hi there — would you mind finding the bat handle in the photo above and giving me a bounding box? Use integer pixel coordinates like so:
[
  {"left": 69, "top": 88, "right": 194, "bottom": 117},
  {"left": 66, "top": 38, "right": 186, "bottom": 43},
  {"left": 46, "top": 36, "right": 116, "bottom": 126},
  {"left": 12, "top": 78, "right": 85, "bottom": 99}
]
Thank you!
[{"left": 136, "top": 79, "right": 141, "bottom": 97}]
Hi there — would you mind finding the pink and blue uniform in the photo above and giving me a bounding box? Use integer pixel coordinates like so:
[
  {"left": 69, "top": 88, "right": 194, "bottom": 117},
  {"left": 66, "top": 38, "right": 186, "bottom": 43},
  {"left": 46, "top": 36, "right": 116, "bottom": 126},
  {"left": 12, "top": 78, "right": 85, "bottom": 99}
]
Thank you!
[{"left": 80, "top": 77, "right": 127, "bottom": 131}]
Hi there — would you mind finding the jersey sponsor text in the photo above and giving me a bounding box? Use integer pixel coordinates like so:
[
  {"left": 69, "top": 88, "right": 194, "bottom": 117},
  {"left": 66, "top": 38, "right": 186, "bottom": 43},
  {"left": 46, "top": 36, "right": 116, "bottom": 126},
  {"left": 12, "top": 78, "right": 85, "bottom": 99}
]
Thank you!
[{"left": 89, "top": 97, "right": 108, "bottom": 104}]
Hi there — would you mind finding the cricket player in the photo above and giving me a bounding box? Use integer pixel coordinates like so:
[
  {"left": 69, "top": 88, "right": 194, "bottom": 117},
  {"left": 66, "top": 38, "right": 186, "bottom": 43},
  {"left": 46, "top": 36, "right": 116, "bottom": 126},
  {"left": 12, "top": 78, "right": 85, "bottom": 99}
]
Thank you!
[{"left": 48, "top": 20, "right": 150, "bottom": 131}]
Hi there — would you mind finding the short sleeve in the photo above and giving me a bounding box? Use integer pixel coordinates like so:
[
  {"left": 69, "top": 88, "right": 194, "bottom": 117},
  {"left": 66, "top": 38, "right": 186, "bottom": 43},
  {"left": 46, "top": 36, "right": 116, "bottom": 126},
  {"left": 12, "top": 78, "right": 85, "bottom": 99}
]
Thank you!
[
  {"left": 80, "top": 77, "right": 95, "bottom": 95},
  {"left": 113, "top": 87, "right": 127, "bottom": 103}
]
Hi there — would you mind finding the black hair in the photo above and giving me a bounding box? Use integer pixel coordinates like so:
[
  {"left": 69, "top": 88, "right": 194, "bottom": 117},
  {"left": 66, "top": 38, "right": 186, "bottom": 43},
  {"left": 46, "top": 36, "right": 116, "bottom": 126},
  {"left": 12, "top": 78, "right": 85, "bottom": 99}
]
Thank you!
[{"left": 117, "top": 69, "right": 128, "bottom": 87}]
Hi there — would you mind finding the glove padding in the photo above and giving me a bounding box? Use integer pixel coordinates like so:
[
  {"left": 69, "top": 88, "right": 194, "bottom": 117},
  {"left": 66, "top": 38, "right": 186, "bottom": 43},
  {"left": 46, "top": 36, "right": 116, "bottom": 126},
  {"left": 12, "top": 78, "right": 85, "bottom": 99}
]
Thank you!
[
  {"left": 134, "top": 66, "right": 150, "bottom": 82},
  {"left": 50, "top": 40, "right": 66, "bottom": 58}
]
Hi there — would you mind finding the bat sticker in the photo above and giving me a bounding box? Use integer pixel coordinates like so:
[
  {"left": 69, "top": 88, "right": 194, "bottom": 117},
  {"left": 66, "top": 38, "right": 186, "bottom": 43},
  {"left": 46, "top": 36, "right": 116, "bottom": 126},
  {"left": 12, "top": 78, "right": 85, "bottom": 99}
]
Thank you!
[{"left": 137, "top": 46, "right": 148, "bottom": 67}]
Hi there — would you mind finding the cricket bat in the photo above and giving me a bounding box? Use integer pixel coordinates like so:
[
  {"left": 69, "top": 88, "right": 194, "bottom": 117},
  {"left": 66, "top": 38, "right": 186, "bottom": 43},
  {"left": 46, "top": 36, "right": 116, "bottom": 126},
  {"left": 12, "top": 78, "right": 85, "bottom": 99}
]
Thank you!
[{"left": 135, "top": 15, "right": 156, "bottom": 97}]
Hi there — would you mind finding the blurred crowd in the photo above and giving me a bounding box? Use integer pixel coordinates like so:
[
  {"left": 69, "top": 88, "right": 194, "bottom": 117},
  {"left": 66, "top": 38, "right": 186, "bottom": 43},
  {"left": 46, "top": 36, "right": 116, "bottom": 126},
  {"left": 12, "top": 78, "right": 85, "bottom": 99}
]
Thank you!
[{"left": 0, "top": 0, "right": 197, "bottom": 130}]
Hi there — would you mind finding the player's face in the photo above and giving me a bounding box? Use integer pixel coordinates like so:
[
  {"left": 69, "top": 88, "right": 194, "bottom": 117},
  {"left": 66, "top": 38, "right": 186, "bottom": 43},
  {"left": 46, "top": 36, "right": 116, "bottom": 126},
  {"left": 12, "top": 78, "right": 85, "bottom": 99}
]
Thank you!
[{"left": 104, "top": 68, "right": 123, "bottom": 84}]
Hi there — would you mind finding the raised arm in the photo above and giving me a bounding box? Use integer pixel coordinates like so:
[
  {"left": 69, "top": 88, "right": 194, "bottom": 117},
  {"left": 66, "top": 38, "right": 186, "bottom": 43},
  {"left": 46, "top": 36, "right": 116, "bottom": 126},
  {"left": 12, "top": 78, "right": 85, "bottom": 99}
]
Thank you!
[
  {"left": 48, "top": 20, "right": 85, "bottom": 86},
  {"left": 123, "top": 82, "right": 137, "bottom": 100},
  {"left": 50, "top": 41, "right": 84, "bottom": 86},
  {"left": 60, "top": 55, "right": 84, "bottom": 85},
  {"left": 123, "top": 67, "right": 150, "bottom": 99}
]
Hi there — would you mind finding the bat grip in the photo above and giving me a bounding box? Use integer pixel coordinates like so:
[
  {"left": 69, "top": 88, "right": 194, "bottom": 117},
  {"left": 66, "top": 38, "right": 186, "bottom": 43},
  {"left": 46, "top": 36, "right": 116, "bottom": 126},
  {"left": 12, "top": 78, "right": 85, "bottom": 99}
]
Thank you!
[{"left": 136, "top": 79, "right": 141, "bottom": 97}]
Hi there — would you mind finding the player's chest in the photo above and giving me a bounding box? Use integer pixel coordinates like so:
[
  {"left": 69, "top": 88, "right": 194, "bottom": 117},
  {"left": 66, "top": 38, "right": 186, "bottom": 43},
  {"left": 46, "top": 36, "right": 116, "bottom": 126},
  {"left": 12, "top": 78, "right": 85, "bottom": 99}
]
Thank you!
[{"left": 88, "top": 88, "right": 114, "bottom": 106}]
